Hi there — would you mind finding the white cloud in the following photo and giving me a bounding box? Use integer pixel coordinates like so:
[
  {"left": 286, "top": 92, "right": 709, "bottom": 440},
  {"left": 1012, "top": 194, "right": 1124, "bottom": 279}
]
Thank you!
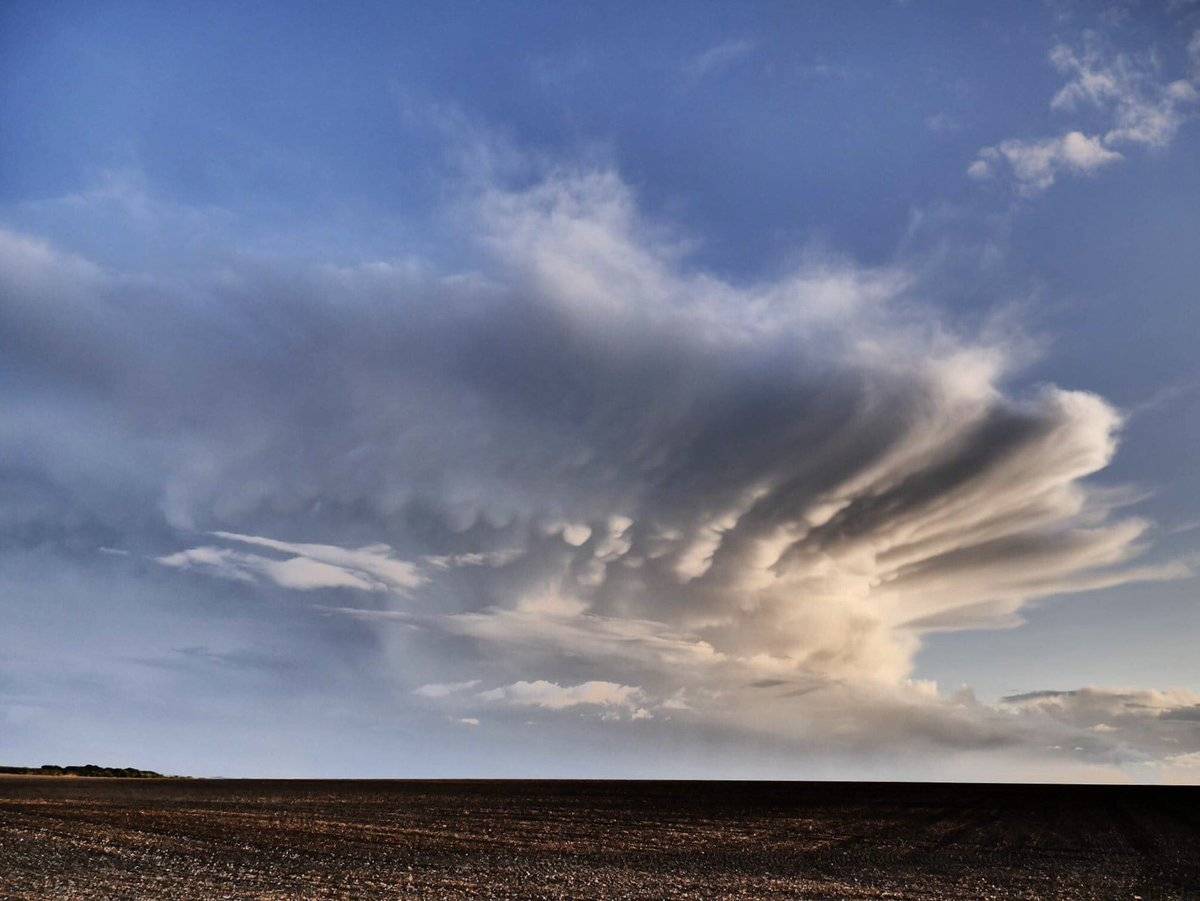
[
  {"left": 213, "top": 532, "right": 426, "bottom": 591},
  {"left": 0, "top": 228, "right": 105, "bottom": 300},
  {"left": 157, "top": 545, "right": 386, "bottom": 591},
  {"left": 479, "top": 679, "right": 644, "bottom": 712},
  {"left": 1001, "top": 686, "right": 1200, "bottom": 720},
  {"left": 925, "top": 112, "right": 959, "bottom": 134},
  {"left": 971, "top": 131, "right": 1123, "bottom": 194},
  {"left": 444, "top": 605, "right": 725, "bottom": 671},
  {"left": 156, "top": 547, "right": 257, "bottom": 583},
  {"left": 548, "top": 521, "right": 593, "bottom": 547},
  {"left": 971, "top": 130, "right": 1124, "bottom": 195},
  {"left": 1163, "top": 750, "right": 1200, "bottom": 768},
  {"left": 421, "top": 549, "right": 522, "bottom": 569},
  {"left": 413, "top": 680, "right": 481, "bottom": 698},
  {"left": 1050, "top": 38, "right": 1198, "bottom": 148},
  {"left": 970, "top": 31, "right": 1199, "bottom": 194},
  {"left": 682, "top": 38, "right": 755, "bottom": 84},
  {"left": 157, "top": 533, "right": 426, "bottom": 593},
  {"left": 998, "top": 687, "right": 1200, "bottom": 764},
  {"left": 661, "top": 689, "right": 692, "bottom": 711}
]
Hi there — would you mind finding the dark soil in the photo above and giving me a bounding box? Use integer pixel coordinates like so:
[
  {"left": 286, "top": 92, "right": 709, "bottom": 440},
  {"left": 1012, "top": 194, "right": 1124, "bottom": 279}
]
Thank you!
[{"left": 2, "top": 777, "right": 1198, "bottom": 899}]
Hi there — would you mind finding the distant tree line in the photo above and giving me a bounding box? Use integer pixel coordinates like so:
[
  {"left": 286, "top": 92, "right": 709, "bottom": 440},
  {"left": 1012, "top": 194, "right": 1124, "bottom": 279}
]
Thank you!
[{"left": 0, "top": 764, "right": 167, "bottom": 778}]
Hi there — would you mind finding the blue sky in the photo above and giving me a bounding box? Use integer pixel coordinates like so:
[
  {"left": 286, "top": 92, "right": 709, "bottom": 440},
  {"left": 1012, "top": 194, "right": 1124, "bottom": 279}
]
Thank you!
[{"left": 2, "top": 0, "right": 1199, "bottom": 780}]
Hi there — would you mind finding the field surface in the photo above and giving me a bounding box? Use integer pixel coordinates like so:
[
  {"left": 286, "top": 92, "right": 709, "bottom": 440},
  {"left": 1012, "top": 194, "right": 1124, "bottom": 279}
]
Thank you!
[{"left": 1, "top": 776, "right": 1199, "bottom": 899}]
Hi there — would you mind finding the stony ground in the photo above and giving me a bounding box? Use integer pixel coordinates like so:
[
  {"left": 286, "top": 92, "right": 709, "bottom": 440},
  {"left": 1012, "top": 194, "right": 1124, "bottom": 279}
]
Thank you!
[{"left": 1, "top": 777, "right": 1198, "bottom": 899}]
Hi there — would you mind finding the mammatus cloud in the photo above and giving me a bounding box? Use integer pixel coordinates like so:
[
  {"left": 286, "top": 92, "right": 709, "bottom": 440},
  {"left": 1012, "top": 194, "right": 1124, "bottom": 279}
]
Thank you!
[
  {"left": 0, "top": 163, "right": 1192, "bottom": 775},
  {"left": 970, "top": 30, "right": 1200, "bottom": 194}
]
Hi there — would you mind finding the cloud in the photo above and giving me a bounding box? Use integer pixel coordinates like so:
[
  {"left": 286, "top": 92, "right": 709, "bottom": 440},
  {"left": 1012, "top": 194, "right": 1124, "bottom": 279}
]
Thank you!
[
  {"left": 968, "top": 132, "right": 1123, "bottom": 194},
  {"left": 131, "top": 645, "right": 299, "bottom": 676},
  {"left": 422, "top": 549, "right": 523, "bottom": 569},
  {"left": 157, "top": 546, "right": 390, "bottom": 592},
  {"left": 157, "top": 533, "right": 425, "bottom": 593},
  {"left": 213, "top": 533, "right": 426, "bottom": 591},
  {"left": 925, "top": 112, "right": 960, "bottom": 135},
  {"left": 1, "top": 163, "right": 1189, "bottom": 772},
  {"left": 1164, "top": 751, "right": 1200, "bottom": 768},
  {"left": 1049, "top": 37, "right": 1198, "bottom": 148},
  {"left": 682, "top": 39, "right": 755, "bottom": 84},
  {"left": 413, "top": 680, "right": 481, "bottom": 698},
  {"left": 1001, "top": 687, "right": 1200, "bottom": 724},
  {"left": 443, "top": 603, "right": 726, "bottom": 672},
  {"left": 479, "top": 680, "right": 644, "bottom": 713},
  {"left": 998, "top": 687, "right": 1200, "bottom": 767},
  {"left": 970, "top": 31, "right": 1199, "bottom": 194}
]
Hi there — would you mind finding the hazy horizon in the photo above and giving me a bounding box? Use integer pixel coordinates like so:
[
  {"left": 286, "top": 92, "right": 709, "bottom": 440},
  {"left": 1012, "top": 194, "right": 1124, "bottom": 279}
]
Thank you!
[{"left": 2, "top": 0, "right": 1200, "bottom": 782}]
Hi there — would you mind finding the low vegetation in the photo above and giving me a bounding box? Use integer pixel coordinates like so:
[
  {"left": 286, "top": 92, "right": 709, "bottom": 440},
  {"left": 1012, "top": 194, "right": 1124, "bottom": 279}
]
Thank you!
[{"left": 0, "top": 764, "right": 166, "bottom": 779}]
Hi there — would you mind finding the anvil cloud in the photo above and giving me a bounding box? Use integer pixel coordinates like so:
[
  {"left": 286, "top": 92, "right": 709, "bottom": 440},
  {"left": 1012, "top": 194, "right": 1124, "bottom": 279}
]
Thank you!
[{"left": 1, "top": 168, "right": 1189, "bottom": 774}]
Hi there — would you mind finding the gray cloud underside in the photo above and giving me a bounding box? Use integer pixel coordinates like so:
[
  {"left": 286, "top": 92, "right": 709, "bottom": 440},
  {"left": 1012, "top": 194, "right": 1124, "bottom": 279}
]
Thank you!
[{"left": 0, "top": 168, "right": 1192, "bottom": 772}]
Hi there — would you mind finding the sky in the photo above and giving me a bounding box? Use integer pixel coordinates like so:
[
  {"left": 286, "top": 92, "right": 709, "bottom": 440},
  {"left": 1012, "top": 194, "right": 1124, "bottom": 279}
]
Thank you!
[{"left": 2, "top": 0, "right": 1199, "bottom": 781}]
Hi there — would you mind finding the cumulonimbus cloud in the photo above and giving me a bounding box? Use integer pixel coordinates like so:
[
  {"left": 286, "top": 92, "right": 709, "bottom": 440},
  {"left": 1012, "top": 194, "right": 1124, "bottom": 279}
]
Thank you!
[{"left": 0, "top": 163, "right": 1191, "bottom": 771}]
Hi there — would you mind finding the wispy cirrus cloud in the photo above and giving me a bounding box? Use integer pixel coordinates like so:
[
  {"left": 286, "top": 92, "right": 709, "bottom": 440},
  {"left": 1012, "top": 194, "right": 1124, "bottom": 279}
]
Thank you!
[
  {"left": 157, "top": 547, "right": 385, "bottom": 592},
  {"left": 157, "top": 532, "right": 425, "bottom": 593},
  {"left": 681, "top": 38, "right": 755, "bottom": 85}
]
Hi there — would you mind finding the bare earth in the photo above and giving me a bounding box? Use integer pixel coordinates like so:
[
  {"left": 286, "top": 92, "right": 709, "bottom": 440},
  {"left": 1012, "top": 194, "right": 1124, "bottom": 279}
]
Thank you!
[{"left": 1, "top": 777, "right": 1198, "bottom": 899}]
